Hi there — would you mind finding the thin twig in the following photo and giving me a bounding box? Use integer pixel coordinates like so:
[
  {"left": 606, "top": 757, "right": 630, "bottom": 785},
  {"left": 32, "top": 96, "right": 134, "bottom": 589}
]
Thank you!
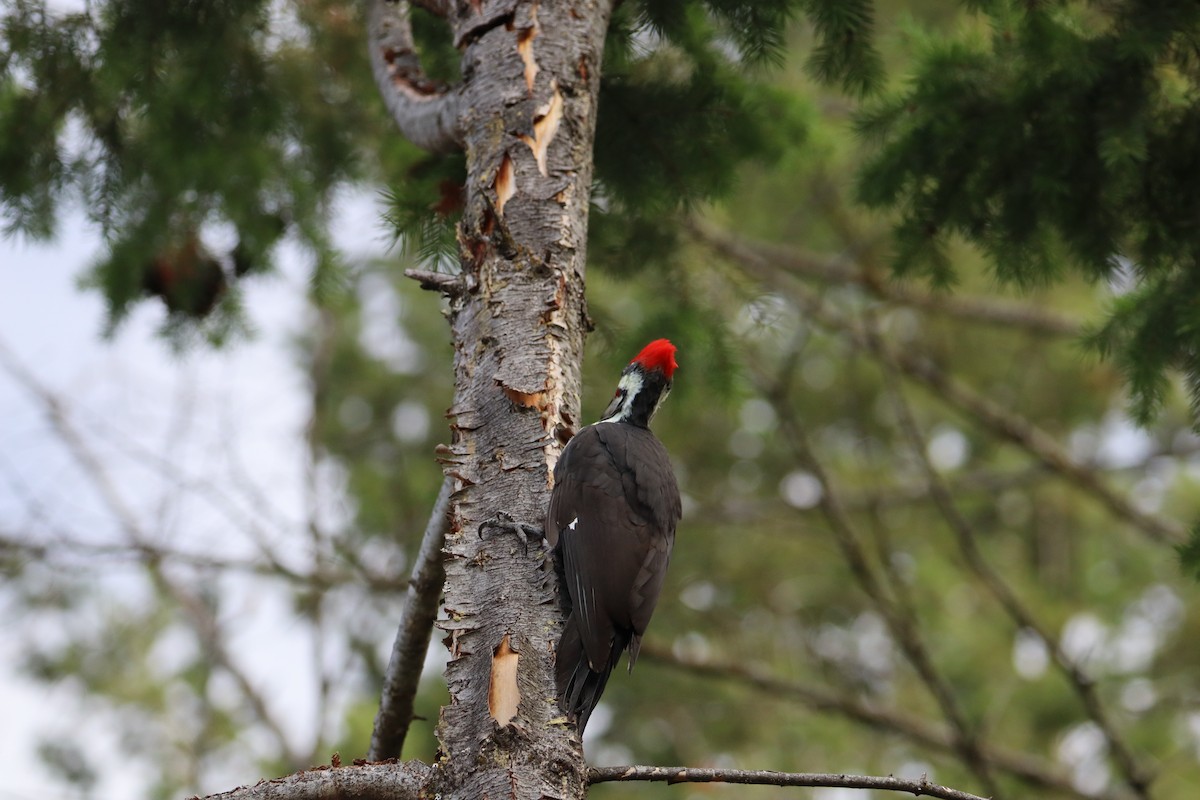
[
  {"left": 0, "top": 339, "right": 302, "bottom": 766},
  {"left": 0, "top": 531, "right": 328, "bottom": 582},
  {"left": 589, "top": 765, "right": 990, "bottom": 800},
  {"left": 806, "top": 290, "right": 1183, "bottom": 545},
  {"left": 302, "top": 307, "right": 338, "bottom": 766},
  {"left": 755, "top": 338, "right": 1002, "bottom": 796},
  {"left": 368, "top": 477, "right": 453, "bottom": 760},
  {"left": 78, "top": 407, "right": 305, "bottom": 580}
]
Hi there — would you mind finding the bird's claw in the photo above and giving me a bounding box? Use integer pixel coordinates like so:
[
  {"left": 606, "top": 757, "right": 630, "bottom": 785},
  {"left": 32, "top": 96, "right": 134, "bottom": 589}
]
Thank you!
[{"left": 478, "top": 511, "right": 545, "bottom": 555}]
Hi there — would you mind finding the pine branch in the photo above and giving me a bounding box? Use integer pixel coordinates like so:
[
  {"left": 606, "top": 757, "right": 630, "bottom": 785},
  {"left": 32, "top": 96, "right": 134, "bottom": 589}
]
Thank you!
[
  {"left": 589, "top": 765, "right": 988, "bottom": 800},
  {"left": 369, "top": 477, "right": 453, "bottom": 760},
  {"left": 410, "top": 0, "right": 452, "bottom": 16},
  {"left": 192, "top": 761, "right": 431, "bottom": 800},
  {"left": 368, "top": 0, "right": 464, "bottom": 152}
]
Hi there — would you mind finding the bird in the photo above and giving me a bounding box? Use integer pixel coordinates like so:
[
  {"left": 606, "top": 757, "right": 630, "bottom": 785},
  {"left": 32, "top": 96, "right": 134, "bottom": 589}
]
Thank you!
[{"left": 546, "top": 338, "right": 682, "bottom": 734}]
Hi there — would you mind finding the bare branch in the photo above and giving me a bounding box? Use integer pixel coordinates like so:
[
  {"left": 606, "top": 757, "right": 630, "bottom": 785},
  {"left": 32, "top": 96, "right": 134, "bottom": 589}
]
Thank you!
[
  {"left": 368, "top": 0, "right": 463, "bottom": 152},
  {"left": 768, "top": 389, "right": 1002, "bottom": 797},
  {"left": 692, "top": 219, "right": 1082, "bottom": 337},
  {"left": 193, "top": 761, "right": 431, "bottom": 800},
  {"left": 0, "top": 338, "right": 303, "bottom": 766},
  {"left": 0, "top": 530, "right": 307, "bottom": 581},
  {"left": 709, "top": 246, "right": 1185, "bottom": 547},
  {"left": 870, "top": 314, "right": 1154, "bottom": 799},
  {"left": 744, "top": 337, "right": 1003, "bottom": 794},
  {"left": 589, "top": 765, "right": 990, "bottom": 800},
  {"left": 300, "top": 306, "right": 338, "bottom": 766},
  {"left": 405, "top": 267, "right": 471, "bottom": 297},
  {"left": 805, "top": 293, "right": 1183, "bottom": 546},
  {"left": 643, "top": 645, "right": 1131, "bottom": 800},
  {"left": 369, "top": 477, "right": 453, "bottom": 760}
]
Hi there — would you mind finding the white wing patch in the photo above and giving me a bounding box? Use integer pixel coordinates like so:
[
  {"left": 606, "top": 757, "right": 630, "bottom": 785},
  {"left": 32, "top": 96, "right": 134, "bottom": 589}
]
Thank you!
[{"left": 568, "top": 517, "right": 578, "bottom": 531}]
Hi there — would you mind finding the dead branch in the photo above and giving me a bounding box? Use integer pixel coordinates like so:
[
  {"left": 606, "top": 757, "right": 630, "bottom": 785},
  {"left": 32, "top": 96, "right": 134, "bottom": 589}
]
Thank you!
[
  {"left": 710, "top": 247, "right": 1184, "bottom": 546},
  {"left": 367, "top": 0, "right": 463, "bottom": 152},
  {"left": 405, "top": 268, "right": 470, "bottom": 297},
  {"left": 193, "top": 761, "right": 431, "bottom": 800},
  {"left": 799, "top": 288, "right": 1184, "bottom": 546},
  {"left": 768, "top": 386, "right": 1002, "bottom": 797},
  {"left": 369, "top": 477, "right": 453, "bottom": 760},
  {"left": 589, "top": 765, "right": 989, "bottom": 800},
  {"left": 0, "top": 338, "right": 302, "bottom": 767}
]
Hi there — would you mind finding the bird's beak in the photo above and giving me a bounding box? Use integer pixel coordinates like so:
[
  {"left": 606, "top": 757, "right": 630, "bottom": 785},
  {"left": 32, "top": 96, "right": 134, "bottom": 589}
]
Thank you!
[{"left": 602, "top": 393, "right": 624, "bottom": 420}]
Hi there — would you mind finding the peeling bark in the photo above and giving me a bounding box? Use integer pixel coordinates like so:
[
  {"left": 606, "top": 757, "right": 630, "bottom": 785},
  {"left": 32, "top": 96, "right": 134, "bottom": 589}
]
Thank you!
[
  {"left": 429, "top": 3, "right": 610, "bottom": 798},
  {"left": 370, "top": 1, "right": 611, "bottom": 798}
]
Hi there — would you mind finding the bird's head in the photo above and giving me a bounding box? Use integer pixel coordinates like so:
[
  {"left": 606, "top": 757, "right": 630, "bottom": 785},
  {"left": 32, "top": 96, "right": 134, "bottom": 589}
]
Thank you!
[{"left": 600, "top": 339, "right": 678, "bottom": 427}]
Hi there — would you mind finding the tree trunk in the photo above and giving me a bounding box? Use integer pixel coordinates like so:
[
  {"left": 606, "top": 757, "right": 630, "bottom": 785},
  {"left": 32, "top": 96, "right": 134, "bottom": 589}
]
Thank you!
[{"left": 380, "top": 1, "right": 613, "bottom": 797}]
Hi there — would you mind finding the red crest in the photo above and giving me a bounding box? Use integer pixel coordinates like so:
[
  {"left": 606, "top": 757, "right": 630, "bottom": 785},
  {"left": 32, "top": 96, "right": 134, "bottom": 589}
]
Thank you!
[{"left": 630, "top": 339, "right": 678, "bottom": 378}]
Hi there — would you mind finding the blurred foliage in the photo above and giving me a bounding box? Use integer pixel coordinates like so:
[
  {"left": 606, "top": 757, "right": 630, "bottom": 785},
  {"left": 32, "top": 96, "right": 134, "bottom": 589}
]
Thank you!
[
  {"left": 3, "top": 1, "right": 1200, "bottom": 800},
  {"left": 854, "top": 0, "right": 1200, "bottom": 427}
]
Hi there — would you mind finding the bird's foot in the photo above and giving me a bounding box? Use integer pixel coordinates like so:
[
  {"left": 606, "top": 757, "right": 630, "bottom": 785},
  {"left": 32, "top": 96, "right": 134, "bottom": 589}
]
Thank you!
[{"left": 478, "top": 511, "right": 545, "bottom": 555}]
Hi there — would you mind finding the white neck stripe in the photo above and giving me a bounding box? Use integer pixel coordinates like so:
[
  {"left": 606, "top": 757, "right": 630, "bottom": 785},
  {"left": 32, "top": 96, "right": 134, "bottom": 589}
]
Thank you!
[{"left": 599, "top": 371, "right": 644, "bottom": 424}]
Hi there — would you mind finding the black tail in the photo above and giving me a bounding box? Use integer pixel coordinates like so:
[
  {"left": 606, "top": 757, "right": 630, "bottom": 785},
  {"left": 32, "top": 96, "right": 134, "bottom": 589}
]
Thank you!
[{"left": 556, "top": 616, "right": 629, "bottom": 734}]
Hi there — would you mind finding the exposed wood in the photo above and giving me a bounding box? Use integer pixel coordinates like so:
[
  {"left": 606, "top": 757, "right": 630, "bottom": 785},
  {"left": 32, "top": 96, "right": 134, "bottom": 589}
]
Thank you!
[{"left": 488, "top": 634, "right": 522, "bottom": 725}]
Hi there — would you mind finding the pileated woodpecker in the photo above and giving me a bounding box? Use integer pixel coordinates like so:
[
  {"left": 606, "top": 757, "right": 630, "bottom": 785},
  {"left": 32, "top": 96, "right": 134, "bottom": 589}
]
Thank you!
[{"left": 547, "top": 339, "right": 682, "bottom": 733}]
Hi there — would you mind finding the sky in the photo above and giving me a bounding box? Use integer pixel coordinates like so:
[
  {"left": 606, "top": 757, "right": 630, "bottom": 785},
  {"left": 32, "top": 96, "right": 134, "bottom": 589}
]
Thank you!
[{"left": 0, "top": 193, "right": 387, "bottom": 799}]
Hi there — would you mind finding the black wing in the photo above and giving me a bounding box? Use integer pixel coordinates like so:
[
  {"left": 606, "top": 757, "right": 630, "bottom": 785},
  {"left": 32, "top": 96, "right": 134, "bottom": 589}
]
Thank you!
[{"left": 547, "top": 423, "right": 681, "bottom": 673}]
